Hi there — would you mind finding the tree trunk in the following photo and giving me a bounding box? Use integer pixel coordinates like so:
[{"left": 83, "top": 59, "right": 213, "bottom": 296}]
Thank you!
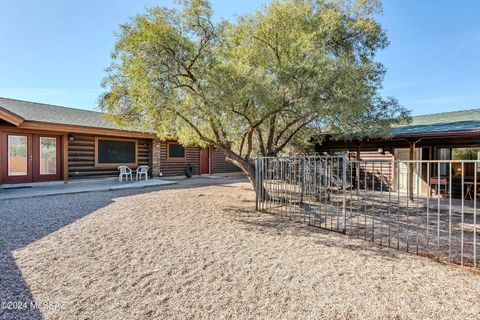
[
  {"left": 220, "top": 147, "right": 256, "bottom": 189},
  {"left": 220, "top": 147, "right": 271, "bottom": 205}
]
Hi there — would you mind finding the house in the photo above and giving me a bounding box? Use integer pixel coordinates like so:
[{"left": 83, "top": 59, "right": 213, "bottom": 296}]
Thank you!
[
  {"left": 316, "top": 108, "right": 480, "bottom": 197},
  {"left": 0, "top": 97, "right": 239, "bottom": 185}
]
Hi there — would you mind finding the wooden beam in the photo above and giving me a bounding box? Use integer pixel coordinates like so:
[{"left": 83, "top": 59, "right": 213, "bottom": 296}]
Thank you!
[
  {"left": 19, "top": 120, "right": 156, "bottom": 139},
  {"left": 408, "top": 139, "right": 421, "bottom": 200},
  {"left": 0, "top": 107, "right": 24, "bottom": 126},
  {"left": 63, "top": 133, "right": 69, "bottom": 184}
]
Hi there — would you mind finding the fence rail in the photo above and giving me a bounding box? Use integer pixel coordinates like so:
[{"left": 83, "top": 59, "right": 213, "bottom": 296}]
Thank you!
[{"left": 255, "top": 155, "right": 480, "bottom": 269}]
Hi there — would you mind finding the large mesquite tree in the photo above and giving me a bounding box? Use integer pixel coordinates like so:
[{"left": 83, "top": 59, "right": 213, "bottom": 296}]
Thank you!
[{"left": 100, "top": 0, "right": 410, "bottom": 188}]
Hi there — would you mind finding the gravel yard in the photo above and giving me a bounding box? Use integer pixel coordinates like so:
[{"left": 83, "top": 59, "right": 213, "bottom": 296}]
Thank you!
[{"left": 2, "top": 176, "right": 480, "bottom": 319}]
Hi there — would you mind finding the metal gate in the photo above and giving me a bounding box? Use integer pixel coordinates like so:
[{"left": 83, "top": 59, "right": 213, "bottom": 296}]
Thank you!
[{"left": 255, "top": 155, "right": 480, "bottom": 269}]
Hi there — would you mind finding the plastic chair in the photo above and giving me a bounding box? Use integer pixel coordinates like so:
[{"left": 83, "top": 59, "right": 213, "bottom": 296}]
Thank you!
[
  {"left": 136, "top": 165, "right": 149, "bottom": 181},
  {"left": 118, "top": 166, "right": 132, "bottom": 182}
]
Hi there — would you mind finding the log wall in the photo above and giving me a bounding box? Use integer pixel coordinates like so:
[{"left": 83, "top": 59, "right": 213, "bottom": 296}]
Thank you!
[
  {"left": 68, "top": 134, "right": 151, "bottom": 178},
  {"left": 211, "top": 148, "right": 241, "bottom": 174},
  {"left": 158, "top": 141, "right": 200, "bottom": 177}
]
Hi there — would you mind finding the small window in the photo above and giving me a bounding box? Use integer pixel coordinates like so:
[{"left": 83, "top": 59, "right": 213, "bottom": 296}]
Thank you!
[
  {"left": 168, "top": 143, "right": 185, "bottom": 158},
  {"left": 96, "top": 138, "right": 137, "bottom": 166}
]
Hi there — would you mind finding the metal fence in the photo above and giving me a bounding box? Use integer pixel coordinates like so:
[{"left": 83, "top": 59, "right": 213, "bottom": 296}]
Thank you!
[{"left": 255, "top": 155, "right": 480, "bottom": 269}]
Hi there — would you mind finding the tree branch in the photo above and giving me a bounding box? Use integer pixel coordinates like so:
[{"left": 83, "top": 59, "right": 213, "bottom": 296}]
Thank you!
[
  {"left": 173, "top": 110, "right": 216, "bottom": 145},
  {"left": 272, "top": 117, "right": 315, "bottom": 155},
  {"left": 274, "top": 115, "right": 309, "bottom": 147},
  {"left": 266, "top": 113, "right": 277, "bottom": 154}
]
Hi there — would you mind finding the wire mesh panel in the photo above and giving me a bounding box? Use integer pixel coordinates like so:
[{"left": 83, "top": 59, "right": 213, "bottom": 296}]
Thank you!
[{"left": 255, "top": 156, "right": 480, "bottom": 269}]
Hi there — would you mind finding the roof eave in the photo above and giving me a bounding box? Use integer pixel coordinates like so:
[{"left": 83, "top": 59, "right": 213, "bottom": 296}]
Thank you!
[
  {"left": 18, "top": 120, "right": 157, "bottom": 139},
  {"left": 0, "top": 106, "right": 24, "bottom": 126},
  {"left": 393, "top": 129, "right": 480, "bottom": 139}
]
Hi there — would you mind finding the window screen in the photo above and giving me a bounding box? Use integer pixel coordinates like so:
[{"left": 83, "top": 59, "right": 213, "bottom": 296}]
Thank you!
[
  {"left": 168, "top": 143, "right": 185, "bottom": 158},
  {"left": 97, "top": 139, "right": 136, "bottom": 164}
]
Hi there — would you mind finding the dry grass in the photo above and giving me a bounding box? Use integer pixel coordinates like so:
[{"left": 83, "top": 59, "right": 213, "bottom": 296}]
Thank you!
[{"left": 2, "top": 177, "right": 480, "bottom": 319}]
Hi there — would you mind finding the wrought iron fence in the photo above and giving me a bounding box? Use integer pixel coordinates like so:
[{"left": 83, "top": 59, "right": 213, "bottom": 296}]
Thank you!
[{"left": 255, "top": 155, "right": 480, "bottom": 269}]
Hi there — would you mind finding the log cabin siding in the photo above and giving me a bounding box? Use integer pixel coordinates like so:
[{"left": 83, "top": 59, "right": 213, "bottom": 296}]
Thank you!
[
  {"left": 158, "top": 141, "right": 200, "bottom": 177},
  {"left": 68, "top": 133, "right": 151, "bottom": 178},
  {"left": 354, "top": 150, "right": 395, "bottom": 191},
  {"left": 211, "top": 148, "right": 241, "bottom": 174}
]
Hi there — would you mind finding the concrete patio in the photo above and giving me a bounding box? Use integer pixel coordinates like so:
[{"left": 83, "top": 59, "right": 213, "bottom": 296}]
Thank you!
[{"left": 0, "top": 177, "right": 177, "bottom": 200}]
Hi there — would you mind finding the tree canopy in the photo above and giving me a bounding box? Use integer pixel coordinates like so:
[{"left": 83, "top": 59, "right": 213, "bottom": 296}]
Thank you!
[{"left": 100, "top": 0, "right": 410, "bottom": 186}]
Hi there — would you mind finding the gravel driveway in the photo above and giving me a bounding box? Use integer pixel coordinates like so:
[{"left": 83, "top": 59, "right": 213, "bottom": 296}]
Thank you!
[{"left": 1, "top": 176, "right": 480, "bottom": 319}]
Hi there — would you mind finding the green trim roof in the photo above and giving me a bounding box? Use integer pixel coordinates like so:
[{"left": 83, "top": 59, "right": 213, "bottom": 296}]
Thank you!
[{"left": 393, "top": 108, "right": 480, "bottom": 136}]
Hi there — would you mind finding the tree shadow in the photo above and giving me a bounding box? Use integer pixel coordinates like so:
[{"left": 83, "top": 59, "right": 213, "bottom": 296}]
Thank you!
[
  {"left": 227, "top": 205, "right": 403, "bottom": 262},
  {"left": 0, "top": 176, "right": 248, "bottom": 320}
]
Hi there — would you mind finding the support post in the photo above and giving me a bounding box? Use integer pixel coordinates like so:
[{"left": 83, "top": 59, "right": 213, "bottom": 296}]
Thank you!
[
  {"left": 255, "top": 157, "right": 260, "bottom": 211},
  {"left": 408, "top": 139, "right": 421, "bottom": 200},
  {"left": 300, "top": 158, "right": 305, "bottom": 205},
  {"left": 63, "top": 133, "right": 69, "bottom": 184},
  {"left": 342, "top": 154, "right": 347, "bottom": 234},
  {"left": 409, "top": 140, "right": 415, "bottom": 200},
  {"left": 356, "top": 142, "right": 361, "bottom": 195}
]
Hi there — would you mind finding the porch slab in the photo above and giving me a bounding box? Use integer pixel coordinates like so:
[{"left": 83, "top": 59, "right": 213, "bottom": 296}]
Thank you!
[{"left": 0, "top": 178, "right": 177, "bottom": 200}]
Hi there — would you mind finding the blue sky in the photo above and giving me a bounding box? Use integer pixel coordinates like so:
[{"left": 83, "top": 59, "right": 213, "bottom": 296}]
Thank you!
[{"left": 1, "top": 1, "right": 479, "bottom": 116}]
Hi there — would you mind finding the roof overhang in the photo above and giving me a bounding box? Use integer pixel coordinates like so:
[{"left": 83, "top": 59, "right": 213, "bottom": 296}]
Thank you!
[
  {"left": 324, "top": 129, "right": 480, "bottom": 142},
  {"left": 14, "top": 120, "right": 157, "bottom": 139},
  {"left": 0, "top": 106, "right": 24, "bottom": 126},
  {"left": 392, "top": 129, "right": 480, "bottom": 140}
]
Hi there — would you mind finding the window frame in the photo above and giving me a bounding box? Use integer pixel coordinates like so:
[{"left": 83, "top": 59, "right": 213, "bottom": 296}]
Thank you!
[
  {"left": 167, "top": 142, "right": 186, "bottom": 160},
  {"left": 39, "top": 136, "right": 57, "bottom": 175},
  {"left": 94, "top": 137, "right": 138, "bottom": 168}
]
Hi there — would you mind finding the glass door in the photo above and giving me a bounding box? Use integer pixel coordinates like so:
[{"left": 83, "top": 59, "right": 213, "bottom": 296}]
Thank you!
[
  {"left": 1, "top": 133, "right": 33, "bottom": 183},
  {"left": 394, "top": 148, "right": 422, "bottom": 194},
  {"left": 33, "top": 135, "right": 61, "bottom": 181}
]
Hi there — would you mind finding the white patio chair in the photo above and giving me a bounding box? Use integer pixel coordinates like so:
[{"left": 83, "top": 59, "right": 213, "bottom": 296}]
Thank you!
[
  {"left": 118, "top": 166, "right": 133, "bottom": 182},
  {"left": 136, "top": 165, "right": 149, "bottom": 181}
]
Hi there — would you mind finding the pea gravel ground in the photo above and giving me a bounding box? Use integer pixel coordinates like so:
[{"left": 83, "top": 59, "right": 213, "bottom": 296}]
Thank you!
[{"left": 1, "top": 176, "right": 480, "bottom": 320}]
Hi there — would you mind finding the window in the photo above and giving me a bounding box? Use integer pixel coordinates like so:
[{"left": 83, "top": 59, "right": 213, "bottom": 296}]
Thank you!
[
  {"left": 40, "top": 137, "right": 57, "bottom": 175},
  {"left": 8, "top": 135, "right": 28, "bottom": 176},
  {"left": 437, "top": 147, "right": 480, "bottom": 176},
  {"left": 452, "top": 147, "right": 480, "bottom": 161},
  {"left": 437, "top": 148, "right": 451, "bottom": 176},
  {"left": 95, "top": 138, "right": 137, "bottom": 166},
  {"left": 452, "top": 147, "right": 480, "bottom": 176},
  {"left": 168, "top": 143, "right": 185, "bottom": 159}
]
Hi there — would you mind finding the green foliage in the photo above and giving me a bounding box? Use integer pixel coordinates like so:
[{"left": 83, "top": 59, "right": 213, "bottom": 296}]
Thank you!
[
  {"left": 452, "top": 148, "right": 480, "bottom": 161},
  {"left": 100, "top": 0, "right": 410, "bottom": 181}
]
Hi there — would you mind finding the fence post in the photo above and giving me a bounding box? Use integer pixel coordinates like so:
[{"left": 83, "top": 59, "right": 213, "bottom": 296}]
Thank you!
[
  {"left": 342, "top": 154, "right": 348, "bottom": 234},
  {"left": 300, "top": 158, "right": 305, "bottom": 205},
  {"left": 255, "top": 157, "right": 260, "bottom": 211}
]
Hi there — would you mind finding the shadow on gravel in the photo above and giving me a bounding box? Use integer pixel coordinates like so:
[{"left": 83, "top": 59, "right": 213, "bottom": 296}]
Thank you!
[
  {"left": 0, "top": 176, "right": 248, "bottom": 320},
  {"left": 230, "top": 206, "right": 402, "bottom": 261}
]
